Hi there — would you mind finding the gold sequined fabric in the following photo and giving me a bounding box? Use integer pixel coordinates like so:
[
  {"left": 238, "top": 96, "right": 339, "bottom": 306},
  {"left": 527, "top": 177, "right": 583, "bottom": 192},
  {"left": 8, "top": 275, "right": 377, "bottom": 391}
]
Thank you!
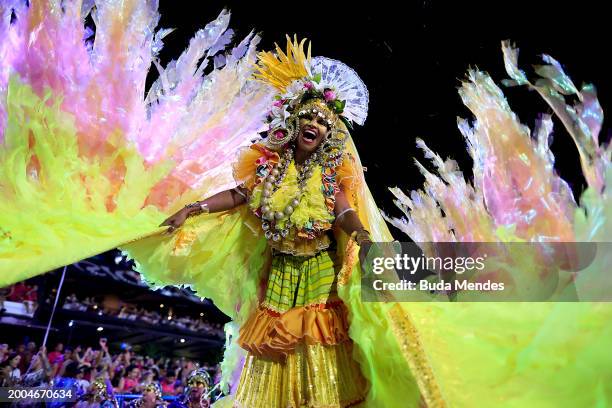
[
  {"left": 234, "top": 343, "right": 367, "bottom": 408},
  {"left": 388, "top": 304, "right": 446, "bottom": 408}
]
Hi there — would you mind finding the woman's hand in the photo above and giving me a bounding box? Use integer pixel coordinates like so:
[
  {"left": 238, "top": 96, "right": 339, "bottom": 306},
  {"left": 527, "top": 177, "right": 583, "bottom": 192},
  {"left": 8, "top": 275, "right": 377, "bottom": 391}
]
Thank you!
[
  {"left": 159, "top": 207, "right": 192, "bottom": 233},
  {"left": 358, "top": 238, "right": 373, "bottom": 268}
]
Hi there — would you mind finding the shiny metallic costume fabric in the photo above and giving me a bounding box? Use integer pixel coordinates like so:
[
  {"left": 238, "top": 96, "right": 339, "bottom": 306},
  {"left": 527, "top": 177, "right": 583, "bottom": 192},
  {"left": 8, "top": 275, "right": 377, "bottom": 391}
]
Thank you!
[{"left": 235, "top": 343, "right": 366, "bottom": 408}]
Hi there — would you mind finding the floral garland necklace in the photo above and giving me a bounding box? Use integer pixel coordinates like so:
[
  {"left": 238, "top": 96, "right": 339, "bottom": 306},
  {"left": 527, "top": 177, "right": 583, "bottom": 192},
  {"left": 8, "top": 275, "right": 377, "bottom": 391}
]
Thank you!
[{"left": 259, "top": 145, "right": 323, "bottom": 241}]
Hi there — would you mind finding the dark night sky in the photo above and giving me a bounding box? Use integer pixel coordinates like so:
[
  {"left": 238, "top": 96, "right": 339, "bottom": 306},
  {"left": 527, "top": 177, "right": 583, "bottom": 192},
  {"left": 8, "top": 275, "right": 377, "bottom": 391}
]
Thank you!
[{"left": 154, "top": 1, "right": 610, "bottom": 236}]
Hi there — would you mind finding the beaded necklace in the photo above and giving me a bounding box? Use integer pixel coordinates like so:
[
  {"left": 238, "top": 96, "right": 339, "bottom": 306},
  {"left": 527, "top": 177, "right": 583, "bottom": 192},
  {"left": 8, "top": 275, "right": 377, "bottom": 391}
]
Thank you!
[{"left": 259, "top": 146, "right": 323, "bottom": 241}]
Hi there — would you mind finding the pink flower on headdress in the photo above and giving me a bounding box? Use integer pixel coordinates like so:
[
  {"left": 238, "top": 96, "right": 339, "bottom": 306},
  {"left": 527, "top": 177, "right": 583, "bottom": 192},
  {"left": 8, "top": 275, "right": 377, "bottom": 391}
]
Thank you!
[
  {"left": 273, "top": 129, "right": 287, "bottom": 140},
  {"left": 272, "top": 99, "right": 284, "bottom": 107},
  {"left": 303, "top": 82, "right": 314, "bottom": 90},
  {"left": 323, "top": 89, "right": 336, "bottom": 101}
]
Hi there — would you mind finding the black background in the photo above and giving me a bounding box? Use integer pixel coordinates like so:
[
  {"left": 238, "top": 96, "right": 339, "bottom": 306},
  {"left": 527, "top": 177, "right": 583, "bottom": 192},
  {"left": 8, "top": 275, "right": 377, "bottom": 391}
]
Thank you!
[{"left": 155, "top": 0, "right": 610, "bottom": 234}]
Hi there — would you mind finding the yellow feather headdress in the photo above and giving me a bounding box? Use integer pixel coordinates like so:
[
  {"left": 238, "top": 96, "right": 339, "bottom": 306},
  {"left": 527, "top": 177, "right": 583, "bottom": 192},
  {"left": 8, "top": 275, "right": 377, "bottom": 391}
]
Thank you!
[
  {"left": 254, "top": 34, "right": 369, "bottom": 148},
  {"left": 254, "top": 35, "right": 312, "bottom": 93}
]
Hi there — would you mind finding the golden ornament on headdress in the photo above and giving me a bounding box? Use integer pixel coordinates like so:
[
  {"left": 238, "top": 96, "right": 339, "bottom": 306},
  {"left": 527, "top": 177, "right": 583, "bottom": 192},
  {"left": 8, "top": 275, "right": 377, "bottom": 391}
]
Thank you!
[
  {"left": 254, "top": 35, "right": 311, "bottom": 93},
  {"left": 296, "top": 99, "right": 338, "bottom": 127}
]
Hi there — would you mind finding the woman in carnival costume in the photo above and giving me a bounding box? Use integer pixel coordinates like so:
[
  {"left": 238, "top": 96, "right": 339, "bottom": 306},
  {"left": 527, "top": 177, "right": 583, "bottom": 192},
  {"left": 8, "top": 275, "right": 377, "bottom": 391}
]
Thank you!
[
  {"left": 127, "top": 382, "right": 167, "bottom": 408},
  {"left": 168, "top": 368, "right": 212, "bottom": 408},
  {"left": 158, "top": 36, "right": 377, "bottom": 407},
  {"left": 1, "top": 1, "right": 612, "bottom": 407},
  {"left": 75, "top": 377, "right": 119, "bottom": 408}
]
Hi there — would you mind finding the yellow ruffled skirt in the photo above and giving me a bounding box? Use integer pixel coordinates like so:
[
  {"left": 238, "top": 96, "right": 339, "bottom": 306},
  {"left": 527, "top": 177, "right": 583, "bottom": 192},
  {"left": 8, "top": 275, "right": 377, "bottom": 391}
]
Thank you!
[{"left": 233, "top": 249, "right": 367, "bottom": 408}]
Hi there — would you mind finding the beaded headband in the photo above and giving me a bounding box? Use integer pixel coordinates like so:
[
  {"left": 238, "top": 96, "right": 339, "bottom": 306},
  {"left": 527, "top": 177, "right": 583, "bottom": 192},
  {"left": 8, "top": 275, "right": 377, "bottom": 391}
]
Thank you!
[
  {"left": 143, "top": 382, "right": 163, "bottom": 399},
  {"left": 297, "top": 99, "right": 337, "bottom": 128}
]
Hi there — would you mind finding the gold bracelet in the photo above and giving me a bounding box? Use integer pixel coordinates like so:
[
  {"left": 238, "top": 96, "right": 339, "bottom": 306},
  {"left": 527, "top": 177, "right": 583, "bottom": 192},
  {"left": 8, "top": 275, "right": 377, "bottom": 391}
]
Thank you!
[
  {"left": 351, "top": 229, "right": 371, "bottom": 246},
  {"left": 185, "top": 201, "right": 210, "bottom": 217}
]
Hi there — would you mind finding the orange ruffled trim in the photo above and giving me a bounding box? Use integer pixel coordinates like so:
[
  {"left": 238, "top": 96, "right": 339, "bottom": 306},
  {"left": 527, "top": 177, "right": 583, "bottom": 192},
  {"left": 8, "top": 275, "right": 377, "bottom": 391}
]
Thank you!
[
  {"left": 237, "top": 301, "right": 350, "bottom": 360},
  {"left": 336, "top": 152, "right": 362, "bottom": 209},
  {"left": 232, "top": 143, "right": 280, "bottom": 191}
]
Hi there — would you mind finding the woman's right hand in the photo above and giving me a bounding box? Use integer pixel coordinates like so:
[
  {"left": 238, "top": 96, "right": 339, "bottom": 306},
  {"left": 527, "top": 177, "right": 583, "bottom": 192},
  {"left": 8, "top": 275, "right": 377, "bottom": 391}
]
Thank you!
[{"left": 159, "top": 207, "right": 191, "bottom": 233}]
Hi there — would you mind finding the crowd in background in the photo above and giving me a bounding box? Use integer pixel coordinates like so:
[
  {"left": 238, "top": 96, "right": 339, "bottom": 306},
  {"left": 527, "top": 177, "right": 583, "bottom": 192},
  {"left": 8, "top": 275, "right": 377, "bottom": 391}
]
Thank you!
[
  {"left": 0, "top": 281, "right": 39, "bottom": 313},
  {"left": 0, "top": 339, "right": 221, "bottom": 398},
  {"left": 62, "top": 293, "right": 225, "bottom": 338}
]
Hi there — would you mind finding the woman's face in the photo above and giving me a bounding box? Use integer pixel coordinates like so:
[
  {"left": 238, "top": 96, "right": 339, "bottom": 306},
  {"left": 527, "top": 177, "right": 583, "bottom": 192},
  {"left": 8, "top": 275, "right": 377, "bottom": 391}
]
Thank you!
[
  {"left": 188, "top": 382, "right": 207, "bottom": 401},
  {"left": 1, "top": 366, "right": 11, "bottom": 377},
  {"left": 129, "top": 368, "right": 140, "bottom": 379},
  {"left": 142, "top": 389, "right": 156, "bottom": 403},
  {"left": 296, "top": 113, "right": 331, "bottom": 154},
  {"left": 10, "top": 355, "right": 21, "bottom": 368},
  {"left": 31, "top": 355, "right": 41, "bottom": 370}
]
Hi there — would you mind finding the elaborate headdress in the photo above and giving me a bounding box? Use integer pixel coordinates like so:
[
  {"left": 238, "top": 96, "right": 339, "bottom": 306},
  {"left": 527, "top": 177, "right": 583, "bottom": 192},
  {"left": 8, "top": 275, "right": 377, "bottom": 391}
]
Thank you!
[
  {"left": 186, "top": 368, "right": 211, "bottom": 392},
  {"left": 127, "top": 382, "right": 163, "bottom": 407},
  {"left": 142, "top": 382, "right": 163, "bottom": 400},
  {"left": 184, "top": 368, "right": 212, "bottom": 407},
  {"left": 254, "top": 35, "right": 369, "bottom": 157},
  {"left": 89, "top": 377, "right": 117, "bottom": 404}
]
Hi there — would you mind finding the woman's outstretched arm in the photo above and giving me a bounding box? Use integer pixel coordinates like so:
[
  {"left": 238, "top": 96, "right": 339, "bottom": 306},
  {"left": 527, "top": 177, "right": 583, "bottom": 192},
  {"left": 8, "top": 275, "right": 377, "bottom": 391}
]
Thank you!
[{"left": 159, "top": 187, "right": 248, "bottom": 232}]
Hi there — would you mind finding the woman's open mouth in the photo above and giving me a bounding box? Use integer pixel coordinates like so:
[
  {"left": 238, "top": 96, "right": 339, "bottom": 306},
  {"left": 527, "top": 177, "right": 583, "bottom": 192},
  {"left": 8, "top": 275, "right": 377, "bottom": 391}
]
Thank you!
[{"left": 301, "top": 127, "right": 318, "bottom": 144}]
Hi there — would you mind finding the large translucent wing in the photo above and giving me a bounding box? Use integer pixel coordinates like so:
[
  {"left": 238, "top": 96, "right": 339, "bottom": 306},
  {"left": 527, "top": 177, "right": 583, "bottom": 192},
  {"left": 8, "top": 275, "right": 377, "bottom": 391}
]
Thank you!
[{"left": 0, "top": 1, "right": 272, "bottom": 281}]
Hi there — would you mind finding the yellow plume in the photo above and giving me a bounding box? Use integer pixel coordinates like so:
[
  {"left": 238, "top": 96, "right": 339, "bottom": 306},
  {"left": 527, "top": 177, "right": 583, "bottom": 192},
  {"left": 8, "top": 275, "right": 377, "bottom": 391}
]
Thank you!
[{"left": 253, "top": 35, "right": 311, "bottom": 93}]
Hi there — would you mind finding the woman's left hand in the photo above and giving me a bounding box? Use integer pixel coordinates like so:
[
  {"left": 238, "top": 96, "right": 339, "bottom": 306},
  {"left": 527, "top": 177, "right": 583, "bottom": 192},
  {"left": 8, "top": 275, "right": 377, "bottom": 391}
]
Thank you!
[{"left": 358, "top": 239, "right": 373, "bottom": 269}]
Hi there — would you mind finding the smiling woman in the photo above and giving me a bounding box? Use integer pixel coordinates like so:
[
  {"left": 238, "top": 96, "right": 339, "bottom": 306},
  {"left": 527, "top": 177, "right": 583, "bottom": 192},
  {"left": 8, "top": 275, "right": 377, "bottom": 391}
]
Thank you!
[
  {"left": 297, "top": 113, "right": 328, "bottom": 150},
  {"left": 3, "top": 1, "right": 612, "bottom": 407},
  {"left": 153, "top": 36, "right": 382, "bottom": 407}
]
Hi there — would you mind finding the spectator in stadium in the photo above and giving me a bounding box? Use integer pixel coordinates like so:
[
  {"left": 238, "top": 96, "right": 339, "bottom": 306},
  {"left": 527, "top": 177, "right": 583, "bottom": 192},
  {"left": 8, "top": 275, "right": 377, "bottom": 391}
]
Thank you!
[
  {"left": 139, "top": 370, "right": 157, "bottom": 388},
  {"left": 118, "top": 365, "right": 142, "bottom": 393},
  {"left": 22, "top": 341, "right": 37, "bottom": 370},
  {"left": 127, "top": 382, "right": 167, "bottom": 408},
  {"left": 0, "top": 360, "right": 14, "bottom": 387},
  {"left": 0, "top": 343, "right": 8, "bottom": 363},
  {"left": 62, "top": 293, "right": 81, "bottom": 311},
  {"left": 54, "top": 346, "right": 76, "bottom": 377},
  {"left": 7, "top": 281, "right": 29, "bottom": 301},
  {"left": 13, "top": 342, "right": 27, "bottom": 372},
  {"left": 134, "top": 355, "right": 145, "bottom": 370},
  {"left": 6, "top": 353, "right": 21, "bottom": 383},
  {"left": 160, "top": 371, "right": 178, "bottom": 396},
  {"left": 49, "top": 361, "right": 80, "bottom": 408},
  {"left": 60, "top": 294, "right": 223, "bottom": 337},
  {"left": 168, "top": 369, "right": 211, "bottom": 408},
  {"left": 75, "top": 377, "right": 119, "bottom": 408},
  {"left": 21, "top": 346, "right": 53, "bottom": 387},
  {"left": 47, "top": 342, "right": 64, "bottom": 365},
  {"left": 75, "top": 365, "right": 92, "bottom": 397}
]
